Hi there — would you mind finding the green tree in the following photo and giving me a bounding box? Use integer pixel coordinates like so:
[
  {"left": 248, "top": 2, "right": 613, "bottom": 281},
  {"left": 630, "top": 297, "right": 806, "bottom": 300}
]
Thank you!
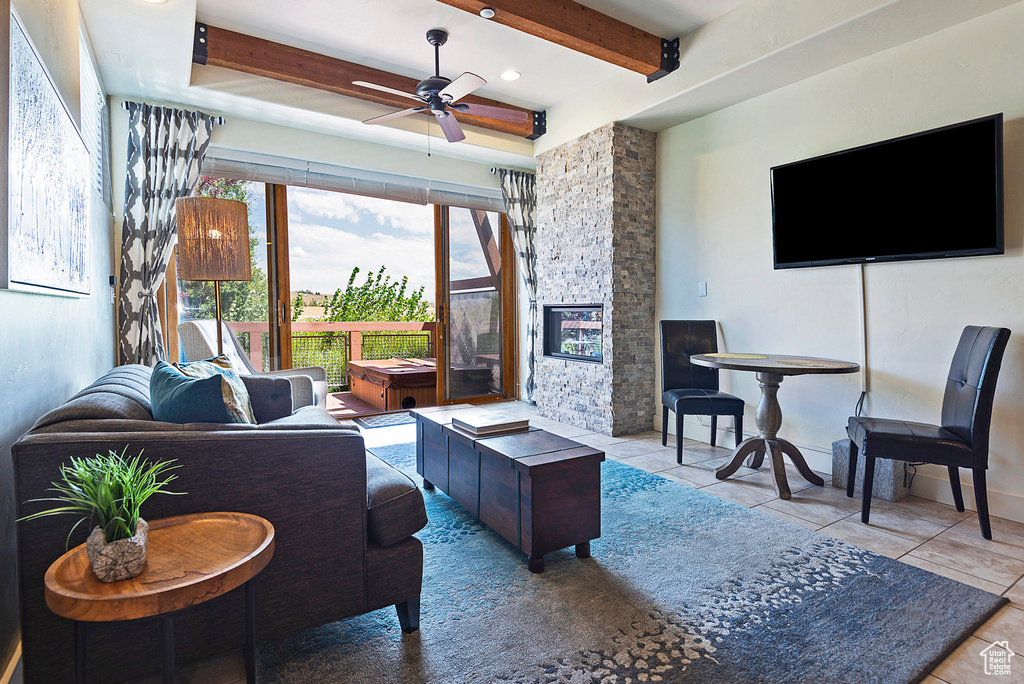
[
  {"left": 321, "top": 266, "right": 432, "bottom": 322},
  {"left": 178, "top": 177, "right": 268, "bottom": 323},
  {"left": 292, "top": 293, "right": 305, "bottom": 321}
]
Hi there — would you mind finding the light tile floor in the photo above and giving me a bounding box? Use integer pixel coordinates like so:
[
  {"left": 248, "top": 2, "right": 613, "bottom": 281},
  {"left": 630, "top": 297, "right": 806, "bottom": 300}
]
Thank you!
[{"left": 126, "top": 402, "right": 1024, "bottom": 684}]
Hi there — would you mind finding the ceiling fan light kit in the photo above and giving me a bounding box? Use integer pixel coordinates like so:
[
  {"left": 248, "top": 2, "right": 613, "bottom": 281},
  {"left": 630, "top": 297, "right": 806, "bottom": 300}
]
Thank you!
[{"left": 355, "top": 28, "right": 531, "bottom": 143}]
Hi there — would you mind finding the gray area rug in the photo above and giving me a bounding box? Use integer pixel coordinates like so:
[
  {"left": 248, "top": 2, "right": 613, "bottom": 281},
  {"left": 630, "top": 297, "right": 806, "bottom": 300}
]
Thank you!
[{"left": 259, "top": 441, "right": 1005, "bottom": 683}]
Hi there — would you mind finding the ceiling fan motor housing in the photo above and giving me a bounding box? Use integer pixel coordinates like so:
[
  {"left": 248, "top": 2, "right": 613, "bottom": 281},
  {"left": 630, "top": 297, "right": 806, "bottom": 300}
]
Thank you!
[{"left": 416, "top": 76, "right": 452, "bottom": 100}]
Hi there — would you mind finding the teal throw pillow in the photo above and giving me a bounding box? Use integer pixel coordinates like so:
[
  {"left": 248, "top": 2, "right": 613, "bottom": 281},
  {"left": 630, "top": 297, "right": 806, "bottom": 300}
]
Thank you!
[
  {"left": 150, "top": 361, "right": 241, "bottom": 424},
  {"left": 174, "top": 354, "right": 256, "bottom": 424}
]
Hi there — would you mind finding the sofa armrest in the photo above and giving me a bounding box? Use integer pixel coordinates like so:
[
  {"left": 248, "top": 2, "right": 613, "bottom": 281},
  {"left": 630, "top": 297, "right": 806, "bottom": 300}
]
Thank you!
[
  {"left": 13, "top": 428, "right": 369, "bottom": 684},
  {"left": 261, "top": 367, "right": 329, "bottom": 409},
  {"left": 257, "top": 371, "right": 314, "bottom": 409}
]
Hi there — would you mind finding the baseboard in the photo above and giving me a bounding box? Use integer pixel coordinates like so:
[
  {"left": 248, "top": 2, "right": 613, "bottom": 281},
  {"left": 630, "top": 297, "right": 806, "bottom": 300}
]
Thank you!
[
  {"left": 909, "top": 465, "right": 1024, "bottom": 525},
  {"left": 654, "top": 411, "right": 1024, "bottom": 525},
  {"left": 1, "top": 641, "right": 20, "bottom": 684}
]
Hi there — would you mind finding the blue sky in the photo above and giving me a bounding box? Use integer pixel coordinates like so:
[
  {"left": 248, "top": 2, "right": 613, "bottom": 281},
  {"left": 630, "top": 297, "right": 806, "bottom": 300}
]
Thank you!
[{"left": 240, "top": 183, "right": 494, "bottom": 303}]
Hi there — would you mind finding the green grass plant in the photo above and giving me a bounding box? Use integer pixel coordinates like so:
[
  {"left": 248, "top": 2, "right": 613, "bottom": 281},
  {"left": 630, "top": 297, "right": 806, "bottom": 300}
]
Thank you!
[{"left": 20, "top": 448, "right": 183, "bottom": 547}]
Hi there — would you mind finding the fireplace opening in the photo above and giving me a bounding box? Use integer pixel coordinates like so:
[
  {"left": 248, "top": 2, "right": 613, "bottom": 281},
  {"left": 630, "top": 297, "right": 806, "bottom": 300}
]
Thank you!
[{"left": 542, "top": 305, "right": 603, "bottom": 363}]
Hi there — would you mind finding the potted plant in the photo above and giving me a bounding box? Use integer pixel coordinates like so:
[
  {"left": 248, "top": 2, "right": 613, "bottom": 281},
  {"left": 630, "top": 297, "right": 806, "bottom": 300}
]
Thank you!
[{"left": 21, "top": 448, "right": 183, "bottom": 582}]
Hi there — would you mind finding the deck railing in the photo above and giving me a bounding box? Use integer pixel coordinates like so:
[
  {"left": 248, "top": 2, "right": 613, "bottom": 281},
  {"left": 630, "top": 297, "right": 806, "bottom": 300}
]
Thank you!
[{"left": 226, "top": 321, "right": 436, "bottom": 392}]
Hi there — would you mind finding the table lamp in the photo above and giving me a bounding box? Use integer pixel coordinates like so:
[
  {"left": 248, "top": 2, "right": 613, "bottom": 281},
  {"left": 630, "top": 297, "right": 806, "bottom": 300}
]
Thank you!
[{"left": 175, "top": 197, "right": 251, "bottom": 355}]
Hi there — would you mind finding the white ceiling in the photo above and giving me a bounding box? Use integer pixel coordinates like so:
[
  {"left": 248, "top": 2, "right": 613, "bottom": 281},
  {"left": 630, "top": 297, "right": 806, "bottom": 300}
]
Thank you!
[
  {"left": 79, "top": 0, "right": 747, "bottom": 167},
  {"left": 194, "top": 0, "right": 748, "bottom": 112},
  {"left": 79, "top": 0, "right": 1023, "bottom": 168}
]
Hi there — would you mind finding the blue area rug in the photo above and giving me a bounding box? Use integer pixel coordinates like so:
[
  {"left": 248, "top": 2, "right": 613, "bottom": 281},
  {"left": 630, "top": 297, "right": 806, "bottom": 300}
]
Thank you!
[
  {"left": 353, "top": 413, "right": 418, "bottom": 429},
  {"left": 259, "top": 442, "right": 1005, "bottom": 683}
]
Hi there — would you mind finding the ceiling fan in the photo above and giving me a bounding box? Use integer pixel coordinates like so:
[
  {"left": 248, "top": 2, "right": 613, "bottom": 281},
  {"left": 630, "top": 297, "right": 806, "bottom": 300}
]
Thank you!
[{"left": 354, "top": 29, "right": 530, "bottom": 143}]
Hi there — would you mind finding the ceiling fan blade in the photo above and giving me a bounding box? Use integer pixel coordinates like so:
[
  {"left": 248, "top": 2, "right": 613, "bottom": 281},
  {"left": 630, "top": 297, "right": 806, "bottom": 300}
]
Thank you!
[
  {"left": 433, "top": 110, "right": 466, "bottom": 143},
  {"left": 452, "top": 102, "right": 530, "bottom": 124},
  {"left": 353, "top": 81, "right": 423, "bottom": 102},
  {"left": 363, "top": 107, "right": 426, "bottom": 125},
  {"left": 439, "top": 72, "right": 486, "bottom": 103}
]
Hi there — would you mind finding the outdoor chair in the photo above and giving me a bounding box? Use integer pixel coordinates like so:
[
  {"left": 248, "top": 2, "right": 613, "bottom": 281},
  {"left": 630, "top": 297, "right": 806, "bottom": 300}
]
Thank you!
[{"left": 177, "top": 320, "right": 329, "bottom": 409}]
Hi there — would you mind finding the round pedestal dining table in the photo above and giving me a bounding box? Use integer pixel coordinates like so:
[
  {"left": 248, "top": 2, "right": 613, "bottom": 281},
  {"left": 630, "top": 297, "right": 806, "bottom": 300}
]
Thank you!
[{"left": 689, "top": 353, "right": 860, "bottom": 500}]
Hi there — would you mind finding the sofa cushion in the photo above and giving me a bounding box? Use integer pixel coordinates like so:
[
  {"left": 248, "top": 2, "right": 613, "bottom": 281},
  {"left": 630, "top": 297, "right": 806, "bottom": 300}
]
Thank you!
[
  {"left": 150, "top": 361, "right": 246, "bottom": 424},
  {"left": 175, "top": 355, "right": 255, "bottom": 424},
  {"left": 260, "top": 406, "right": 353, "bottom": 429},
  {"left": 240, "top": 375, "right": 293, "bottom": 424},
  {"left": 32, "top": 365, "right": 154, "bottom": 429},
  {"left": 365, "top": 454, "right": 427, "bottom": 547}
]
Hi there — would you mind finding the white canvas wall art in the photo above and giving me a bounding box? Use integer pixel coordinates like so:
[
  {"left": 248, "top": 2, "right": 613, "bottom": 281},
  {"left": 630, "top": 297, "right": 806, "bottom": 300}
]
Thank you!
[{"left": 5, "top": 12, "right": 90, "bottom": 295}]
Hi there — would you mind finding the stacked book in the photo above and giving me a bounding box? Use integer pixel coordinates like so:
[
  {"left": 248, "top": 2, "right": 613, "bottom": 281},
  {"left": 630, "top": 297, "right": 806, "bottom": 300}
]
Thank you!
[{"left": 451, "top": 411, "right": 530, "bottom": 436}]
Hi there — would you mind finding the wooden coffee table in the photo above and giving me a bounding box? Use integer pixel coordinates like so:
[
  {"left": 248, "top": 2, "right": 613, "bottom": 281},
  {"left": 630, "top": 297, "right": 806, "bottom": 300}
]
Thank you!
[
  {"left": 412, "top": 406, "right": 603, "bottom": 573},
  {"left": 44, "top": 512, "right": 275, "bottom": 684}
]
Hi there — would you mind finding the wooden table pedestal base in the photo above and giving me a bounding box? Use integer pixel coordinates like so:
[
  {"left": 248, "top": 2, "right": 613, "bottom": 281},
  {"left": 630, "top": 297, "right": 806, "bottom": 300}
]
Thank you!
[{"left": 714, "top": 371, "right": 824, "bottom": 500}]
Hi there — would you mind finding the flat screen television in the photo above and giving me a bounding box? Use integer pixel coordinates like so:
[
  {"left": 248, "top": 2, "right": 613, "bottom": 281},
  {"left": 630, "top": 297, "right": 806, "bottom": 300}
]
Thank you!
[{"left": 771, "top": 114, "right": 1003, "bottom": 269}]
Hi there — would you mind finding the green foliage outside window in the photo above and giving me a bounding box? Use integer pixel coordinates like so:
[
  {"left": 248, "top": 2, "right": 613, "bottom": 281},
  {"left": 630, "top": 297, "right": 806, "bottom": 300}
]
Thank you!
[{"left": 321, "top": 266, "right": 432, "bottom": 322}]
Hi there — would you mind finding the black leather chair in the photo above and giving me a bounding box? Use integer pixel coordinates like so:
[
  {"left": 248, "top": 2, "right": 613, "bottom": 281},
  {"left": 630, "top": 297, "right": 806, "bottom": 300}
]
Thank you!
[
  {"left": 847, "top": 325, "right": 1010, "bottom": 539},
  {"left": 661, "top": 320, "right": 744, "bottom": 464}
]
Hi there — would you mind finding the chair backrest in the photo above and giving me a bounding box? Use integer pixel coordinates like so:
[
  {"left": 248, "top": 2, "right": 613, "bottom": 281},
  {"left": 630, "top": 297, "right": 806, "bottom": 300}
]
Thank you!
[
  {"left": 176, "top": 320, "right": 257, "bottom": 376},
  {"left": 940, "top": 325, "right": 1011, "bottom": 462},
  {"left": 660, "top": 320, "right": 720, "bottom": 392}
]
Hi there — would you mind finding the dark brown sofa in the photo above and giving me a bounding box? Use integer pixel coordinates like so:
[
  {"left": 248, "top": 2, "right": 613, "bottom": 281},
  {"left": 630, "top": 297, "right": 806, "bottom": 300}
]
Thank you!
[{"left": 12, "top": 365, "right": 427, "bottom": 683}]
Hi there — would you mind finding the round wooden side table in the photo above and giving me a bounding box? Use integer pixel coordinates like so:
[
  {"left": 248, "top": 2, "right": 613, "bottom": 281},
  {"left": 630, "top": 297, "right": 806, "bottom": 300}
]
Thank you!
[
  {"left": 44, "top": 512, "right": 275, "bottom": 684},
  {"left": 691, "top": 353, "right": 860, "bottom": 499}
]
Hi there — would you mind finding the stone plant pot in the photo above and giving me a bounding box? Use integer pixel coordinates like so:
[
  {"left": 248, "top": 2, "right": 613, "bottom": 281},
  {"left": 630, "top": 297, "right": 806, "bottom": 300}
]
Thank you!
[{"left": 85, "top": 518, "right": 149, "bottom": 583}]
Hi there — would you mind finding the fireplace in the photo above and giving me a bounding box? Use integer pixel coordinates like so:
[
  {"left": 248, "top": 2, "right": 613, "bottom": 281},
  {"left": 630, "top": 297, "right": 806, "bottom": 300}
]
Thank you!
[{"left": 542, "top": 305, "right": 603, "bottom": 363}]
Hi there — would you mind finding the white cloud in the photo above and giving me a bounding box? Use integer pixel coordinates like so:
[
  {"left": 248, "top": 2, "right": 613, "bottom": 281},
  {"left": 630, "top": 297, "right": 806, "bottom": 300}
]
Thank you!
[
  {"left": 289, "top": 187, "right": 434, "bottom": 235},
  {"left": 288, "top": 221, "right": 436, "bottom": 299},
  {"left": 283, "top": 192, "right": 503, "bottom": 302}
]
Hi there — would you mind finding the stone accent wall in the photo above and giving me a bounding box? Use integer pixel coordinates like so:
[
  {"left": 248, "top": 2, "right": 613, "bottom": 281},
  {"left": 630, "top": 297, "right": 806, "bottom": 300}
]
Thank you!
[{"left": 534, "top": 122, "right": 657, "bottom": 436}]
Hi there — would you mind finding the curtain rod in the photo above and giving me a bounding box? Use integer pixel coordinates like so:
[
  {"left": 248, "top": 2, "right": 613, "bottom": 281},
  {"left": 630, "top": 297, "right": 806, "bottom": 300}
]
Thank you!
[{"left": 120, "top": 100, "right": 226, "bottom": 125}]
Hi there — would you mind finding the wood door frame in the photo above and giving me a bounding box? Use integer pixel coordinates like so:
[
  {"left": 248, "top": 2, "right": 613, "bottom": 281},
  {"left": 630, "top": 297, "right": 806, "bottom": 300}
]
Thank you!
[
  {"left": 434, "top": 206, "right": 518, "bottom": 405},
  {"left": 266, "top": 183, "right": 292, "bottom": 370}
]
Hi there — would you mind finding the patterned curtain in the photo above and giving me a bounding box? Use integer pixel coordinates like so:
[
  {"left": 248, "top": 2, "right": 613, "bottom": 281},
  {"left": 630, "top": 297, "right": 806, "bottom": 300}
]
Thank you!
[
  {"left": 498, "top": 169, "right": 538, "bottom": 403},
  {"left": 117, "top": 102, "right": 220, "bottom": 366}
]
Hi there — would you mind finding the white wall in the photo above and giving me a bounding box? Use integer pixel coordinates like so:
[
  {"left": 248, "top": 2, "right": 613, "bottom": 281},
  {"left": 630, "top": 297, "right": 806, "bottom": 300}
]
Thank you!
[
  {"left": 1, "top": 0, "right": 117, "bottom": 673},
  {"left": 656, "top": 3, "right": 1024, "bottom": 520}
]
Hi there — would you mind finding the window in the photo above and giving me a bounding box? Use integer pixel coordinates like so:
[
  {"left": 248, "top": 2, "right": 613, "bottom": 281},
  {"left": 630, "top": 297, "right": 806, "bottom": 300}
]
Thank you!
[{"left": 78, "top": 27, "right": 108, "bottom": 204}]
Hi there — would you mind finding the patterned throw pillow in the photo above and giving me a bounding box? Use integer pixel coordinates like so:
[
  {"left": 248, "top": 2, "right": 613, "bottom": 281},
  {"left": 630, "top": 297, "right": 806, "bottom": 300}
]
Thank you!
[{"left": 174, "top": 355, "right": 256, "bottom": 424}]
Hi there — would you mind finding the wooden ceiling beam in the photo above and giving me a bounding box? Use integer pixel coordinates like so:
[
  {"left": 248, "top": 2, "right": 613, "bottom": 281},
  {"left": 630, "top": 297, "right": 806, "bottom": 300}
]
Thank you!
[
  {"left": 192, "top": 23, "right": 544, "bottom": 139},
  {"left": 437, "top": 0, "right": 679, "bottom": 82}
]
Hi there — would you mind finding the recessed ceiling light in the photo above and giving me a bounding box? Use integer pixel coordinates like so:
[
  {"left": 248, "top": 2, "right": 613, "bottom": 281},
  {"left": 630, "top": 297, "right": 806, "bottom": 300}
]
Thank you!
[
  {"left": 140, "top": 0, "right": 168, "bottom": 4},
  {"left": 500, "top": 70, "right": 521, "bottom": 81},
  {"left": 479, "top": 8, "right": 496, "bottom": 19}
]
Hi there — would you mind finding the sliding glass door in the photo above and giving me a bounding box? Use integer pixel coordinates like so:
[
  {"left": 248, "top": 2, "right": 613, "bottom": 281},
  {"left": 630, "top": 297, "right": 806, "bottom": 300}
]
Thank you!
[
  {"left": 165, "top": 177, "right": 519, "bottom": 410},
  {"left": 435, "top": 206, "right": 517, "bottom": 403}
]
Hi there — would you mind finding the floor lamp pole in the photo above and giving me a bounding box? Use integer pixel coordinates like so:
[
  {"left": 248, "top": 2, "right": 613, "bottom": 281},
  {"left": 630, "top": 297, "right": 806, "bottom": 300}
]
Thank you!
[{"left": 214, "top": 280, "right": 224, "bottom": 355}]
